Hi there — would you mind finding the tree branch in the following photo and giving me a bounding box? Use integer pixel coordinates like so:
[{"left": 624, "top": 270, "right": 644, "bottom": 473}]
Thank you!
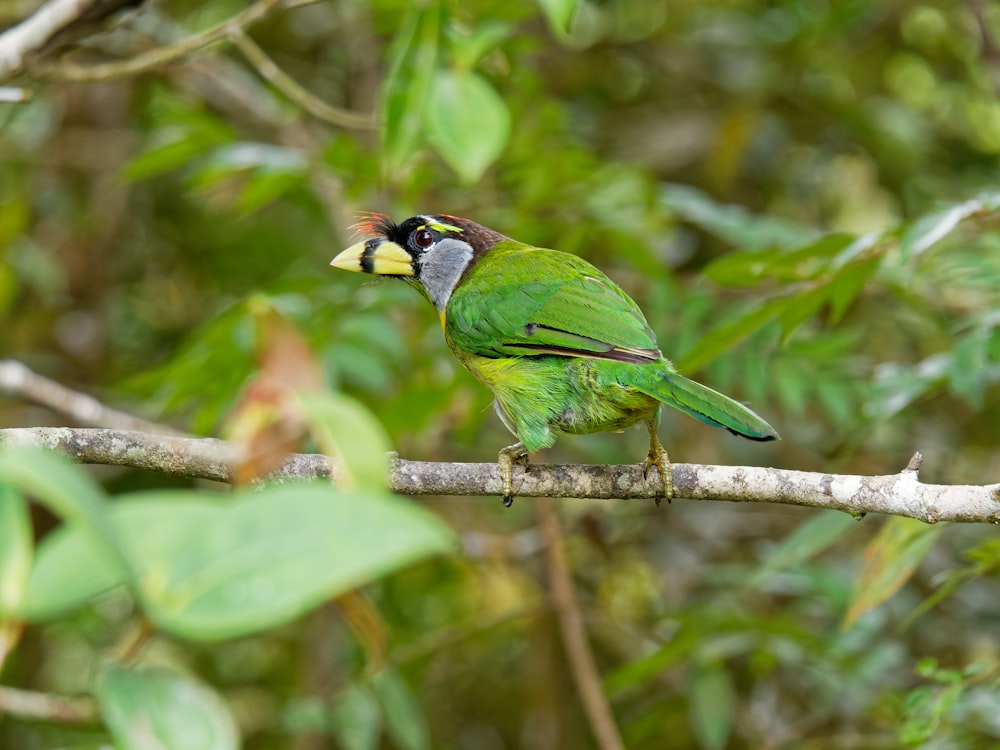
[
  {"left": 1, "top": 427, "right": 999, "bottom": 522},
  {"left": 538, "top": 503, "right": 625, "bottom": 750},
  {"left": 0, "top": 0, "right": 143, "bottom": 79},
  {"left": 0, "top": 359, "right": 183, "bottom": 435}
]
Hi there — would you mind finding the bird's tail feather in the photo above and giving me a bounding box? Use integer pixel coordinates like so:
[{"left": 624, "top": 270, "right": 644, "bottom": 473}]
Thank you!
[{"left": 640, "top": 372, "right": 779, "bottom": 441}]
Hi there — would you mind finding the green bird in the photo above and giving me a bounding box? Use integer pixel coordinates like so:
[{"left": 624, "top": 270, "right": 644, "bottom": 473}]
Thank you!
[{"left": 331, "top": 214, "right": 778, "bottom": 506}]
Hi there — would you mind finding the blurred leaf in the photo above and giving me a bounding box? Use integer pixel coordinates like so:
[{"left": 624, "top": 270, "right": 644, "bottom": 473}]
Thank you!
[
  {"left": 0, "top": 448, "right": 133, "bottom": 590},
  {"left": 425, "top": 69, "right": 511, "bottom": 183},
  {"left": 371, "top": 668, "right": 430, "bottom": 750},
  {"left": 899, "top": 198, "right": 983, "bottom": 259},
  {"left": 299, "top": 391, "right": 393, "bottom": 490},
  {"left": 778, "top": 286, "right": 828, "bottom": 340},
  {"left": 661, "top": 183, "right": 815, "bottom": 250},
  {"left": 828, "top": 257, "right": 879, "bottom": 323},
  {"left": 98, "top": 665, "right": 238, "bottom": 750},
  {"left": 447, "top": 21, "right": 512, "bottom": 70},
  {"left": 676, "top": 295, "right": 792, "bottom": 372},
  {"left": 137, "top": 484, "right": 452, "bottom": 639},
  {"left": 754, "top": 510, "right": 858, "bottom": 584},
  {"left": 330, "top": 684, "right": 381, "bottom": 750},
  {"left": 124, "top": 115, "right": 236, "bottom": 182},
  {"left": 703, "top": 234, "right": 855, "bottom": 287},
  {"left": 23, "top": 485, "right": 454, "bottom": 638},
  {"left": 20, "top": 498, "right": 215, "bottom": 621},
  {"left": 947, "top": 329, "right": 989, "bottom": 408},
  {"left": 688, "top": 662, "right": 735, "bottom": 750},
  {"left": 843, "top": 517, "right": 942, "bottom": 629},
  {"left": 537, "top": 0, "right": 580, "bottom": 35},
  {"left": 865, "top": 354, "right": 949, "bottom": 421},
  {"left": 380, "top": 5, "right": 442, "bottom": 173},
  {"left": 0, "top": 483, "right": 31, "bottom": 619}
]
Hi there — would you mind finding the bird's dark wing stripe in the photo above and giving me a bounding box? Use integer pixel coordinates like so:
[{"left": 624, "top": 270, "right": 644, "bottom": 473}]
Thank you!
[{"left": 500, "top": 342, "right": 661, "bottom": 364}]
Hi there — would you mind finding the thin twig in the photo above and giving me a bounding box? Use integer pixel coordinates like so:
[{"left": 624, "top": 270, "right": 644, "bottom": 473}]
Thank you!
[
  {"left": 0, "top": 685, "right": 98, "bottom": 723},
  {"left": 538, "top": 502, "right": 625, "bottom": 750},
  {"left": 38, "top": 0, "right": 283, "bottom": 81},
  {"left": 0, "top": 360, "right": 183, "bottom": 435},
  {"left": 228, "top": 28, "right": 375, "bottom": 129},
  {"left": 1, "top": 427, "right": 999, "bottom": 521}
]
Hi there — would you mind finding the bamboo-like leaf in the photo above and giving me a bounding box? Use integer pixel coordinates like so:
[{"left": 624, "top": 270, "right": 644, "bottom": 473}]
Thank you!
[{"left": 843, "top": 517, "right": 942, "bottom": 629}]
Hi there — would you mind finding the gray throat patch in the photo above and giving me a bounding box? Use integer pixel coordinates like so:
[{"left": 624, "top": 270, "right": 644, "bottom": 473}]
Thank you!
[{"left": 418, "top": 238, "right": 474, "bottom": 311}]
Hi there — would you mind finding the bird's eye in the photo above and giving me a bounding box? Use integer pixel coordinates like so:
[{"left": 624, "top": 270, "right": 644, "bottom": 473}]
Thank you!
[{"left": 414, "top": 229, "right": 435, "bottom": 249}]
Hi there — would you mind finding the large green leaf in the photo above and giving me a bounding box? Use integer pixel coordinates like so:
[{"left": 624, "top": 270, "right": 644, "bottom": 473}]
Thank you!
[
  {"left": 98, "top": 665, "right": 238, "bottom": 750},
  {"left": 380, "top": 5, "right": 442, "bottom": 174},
  {"left": 24, "top": 484, "right": 455, "bottom": 640},
  {"left": 425, "top": 69, "right": 510, "bottom": 183},
  {"left": 0, "top": 447, "right": 135, "bottom": 591},
  {"left": 0, "top": 483, "right": 31, "bottom": 619}
]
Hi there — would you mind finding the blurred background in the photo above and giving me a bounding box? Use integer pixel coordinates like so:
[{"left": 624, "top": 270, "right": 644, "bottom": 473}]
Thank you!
[{"left": 3, "top": 0, "right": 1000, "bottom": 747}]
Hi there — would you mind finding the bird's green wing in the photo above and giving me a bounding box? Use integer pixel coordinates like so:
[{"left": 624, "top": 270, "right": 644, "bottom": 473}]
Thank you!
[{"left": 446, "top": 243, "right": 661, "bottom": 363}]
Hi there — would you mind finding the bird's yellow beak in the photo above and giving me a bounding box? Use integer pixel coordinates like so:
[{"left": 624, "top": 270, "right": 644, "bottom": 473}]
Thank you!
[{"left": 330, "top": 239, "right": 415, "bottom": 277}]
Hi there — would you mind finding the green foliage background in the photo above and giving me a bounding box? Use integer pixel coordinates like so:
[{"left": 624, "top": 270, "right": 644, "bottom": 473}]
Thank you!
[{"left": 3, "top": 0, "right": 1000, "bottom": 747}]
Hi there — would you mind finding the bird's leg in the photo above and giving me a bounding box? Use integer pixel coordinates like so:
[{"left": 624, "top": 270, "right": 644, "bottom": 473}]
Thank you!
[
  {"left": 498, "top": 442, "right": 529, "bottom": 507},
  {"left": 643, "top": 417, "right": 673, "bottom": 507}
]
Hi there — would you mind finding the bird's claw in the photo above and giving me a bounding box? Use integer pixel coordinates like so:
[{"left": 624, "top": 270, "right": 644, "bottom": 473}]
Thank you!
[
  {"left": 498, "top": 443, "right": 529, "bottom": 507},
  {"left": 642, "top": 442, "right": 673, "bottom": 507}
]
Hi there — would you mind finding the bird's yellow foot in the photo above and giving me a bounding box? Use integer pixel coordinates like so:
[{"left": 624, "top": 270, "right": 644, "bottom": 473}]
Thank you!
[
  {"left": 498, "top": 442, "right": 529, "bottom": 507},
  {"left": 642, "top": 440, "right": 673, "bottom": 507}
]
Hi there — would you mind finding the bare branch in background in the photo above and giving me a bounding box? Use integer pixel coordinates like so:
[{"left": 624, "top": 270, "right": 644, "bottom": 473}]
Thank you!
[
  {"left": 2, "top": 427, "right": 999, "bottom": 523},
  {"left": 0, "top": 360, "right": 184, "bottom": 436},
  {"left": 538, "top": 502, "right": 626, "bottom": 750},
  {"left": 228, "top": 28, "right": 375, "bottom": 129},
  {"left": 0, "top": 0, "right": 144, "bottom": 78}
]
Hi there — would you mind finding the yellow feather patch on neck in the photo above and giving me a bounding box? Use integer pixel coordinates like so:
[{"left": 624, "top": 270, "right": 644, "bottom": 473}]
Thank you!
[{"left": 439, "top": 310, "right": 447, "bottom": 331}]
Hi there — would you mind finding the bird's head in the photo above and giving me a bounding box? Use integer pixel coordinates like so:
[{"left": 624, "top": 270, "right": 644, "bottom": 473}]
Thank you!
[{"left": 330, "top": 214, "right": 507, "bottom": 311}]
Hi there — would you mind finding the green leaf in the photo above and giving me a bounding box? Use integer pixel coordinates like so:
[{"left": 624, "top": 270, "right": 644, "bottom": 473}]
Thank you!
[
  {"left": 843, "top": 517, "right": 942, "bottom": 629},
  {"left": 0, "top": 483, "right": 32, "bottom": 619},
  {"left": 778, "top": 286, "right": 829, "bottom": 340},
  {"left": 753, "top": 510, "right": 858, "bottom": 584},
  {"left": 447, "top": 21, "right": 512, "bottom": 70},
  {"left": 380, "top": 5, "right": 442, "bottom": 174},
  {"left": 899, "top": 198, "right": 983, "bottom": 259},
  {"left": 828, "top": 257, "right": 879, "bottom": 323},
  {"left": 661, "top": 183, "right": 816, "bottom": 251},
  {"left": 688, "top": 662, "right": 735, "bottom": 750},
  {"left": 23, "top": 484, "right": 454, "bottom": 639},
  {"left": 20, "top": 497, "right": 215, "bottom": 621},
  {"left": 299, "top": 390, "right": 393, "bottom": 490},
  {"left": 98, "top": 665, "right": 238, "bottom": 750},
  {"left": 425, "top": 69, "right": 511, "bottom": 183},
  {"left": 329, "top": 684, "right": 381, "bottom": 750},
  {"left": 0, "top": 447, "right": 134, "bottom": 591},
  {"left": 537, "top": 0, "right": 581, "bottom": 36},
  {"left": 676, "top": 295, "right": 793, "bottom": 372},
  {"left": 371, "top": 669, "right": 429, "bottom": 750},
  {"left": 151, "top": 485, "right": 449, "bottom": 640}
]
